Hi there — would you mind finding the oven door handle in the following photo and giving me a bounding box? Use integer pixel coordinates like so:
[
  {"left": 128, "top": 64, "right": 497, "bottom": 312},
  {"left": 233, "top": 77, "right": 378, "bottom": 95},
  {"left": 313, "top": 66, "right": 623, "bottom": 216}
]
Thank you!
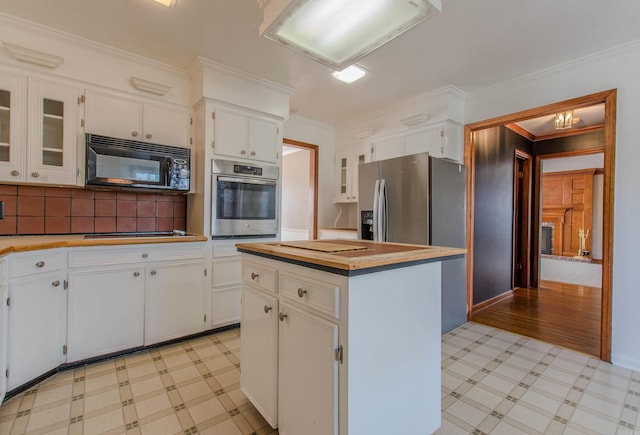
[{"left": 216, "top": 176, "right": 277, "bottom": 186}]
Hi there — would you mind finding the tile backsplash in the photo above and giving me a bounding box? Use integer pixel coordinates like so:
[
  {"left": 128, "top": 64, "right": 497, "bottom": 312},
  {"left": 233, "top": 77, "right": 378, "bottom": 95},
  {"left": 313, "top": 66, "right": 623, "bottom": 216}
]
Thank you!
[{"left": 0, "top": 185, "right": 186, "bottom": 236}]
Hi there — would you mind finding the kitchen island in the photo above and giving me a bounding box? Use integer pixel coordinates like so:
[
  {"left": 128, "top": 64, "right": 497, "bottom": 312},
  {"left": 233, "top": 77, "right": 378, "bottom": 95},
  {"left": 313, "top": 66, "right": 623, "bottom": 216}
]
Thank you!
[{"left": 237, "top": 239, "right": 465, "bottom": 435}]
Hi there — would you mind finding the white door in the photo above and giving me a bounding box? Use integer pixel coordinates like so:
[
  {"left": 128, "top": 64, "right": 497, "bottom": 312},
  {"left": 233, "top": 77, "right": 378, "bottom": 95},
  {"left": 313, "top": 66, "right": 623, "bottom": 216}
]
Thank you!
[
  {"left": 213, "top": 108, "right": 248, "bottom": 158},
  {"left": 278, "top": 302, "right": 339, "bottom": 435},
  {"left": 27, "top": 78, "right": 78, "bottom": 185},
  {"left": 0, "top": 70, "right": 26, "bottom": 182},
  {"left": 67, "top": 267, "right": 145, "bottom": 361},
  {"left": 145, "top": 261, "right": 205, "bottom": 345},
  {"left": 7, "top": 274, "right": 65, "bottom": 390},
  {"left": 248, "top": 117, "right": 278, "bottom": 163},
  {"left": 240, "top": 286, "right": 278, "bottom": 427},
  {"left": 143, "top": 104, "right": 190, "bottom": 147},
  {"left": 84, "top": 90, "right": 143, "bottom": 141}
]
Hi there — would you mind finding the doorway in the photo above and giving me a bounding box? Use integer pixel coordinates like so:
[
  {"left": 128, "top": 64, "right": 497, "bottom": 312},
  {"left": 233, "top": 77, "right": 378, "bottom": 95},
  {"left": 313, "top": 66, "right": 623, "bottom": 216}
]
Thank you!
[
  {"left": 513, "top": 150, "right": 532, "bottom": 289},
  {"left": 465, "top": 90, "right": 616, "bottom": 361},
  {"left": 281, "top": 138, "right": 319, "bottom": 241}
]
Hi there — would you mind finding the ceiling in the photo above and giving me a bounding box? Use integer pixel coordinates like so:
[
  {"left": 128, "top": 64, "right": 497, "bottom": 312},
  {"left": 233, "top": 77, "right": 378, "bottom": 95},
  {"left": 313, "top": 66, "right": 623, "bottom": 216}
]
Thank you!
[
  {"left": 514, "top": 104, "right": 605, "bottom": 140},
  {"left": 1, "top": 0, "right": 639, "bottom": 126}
]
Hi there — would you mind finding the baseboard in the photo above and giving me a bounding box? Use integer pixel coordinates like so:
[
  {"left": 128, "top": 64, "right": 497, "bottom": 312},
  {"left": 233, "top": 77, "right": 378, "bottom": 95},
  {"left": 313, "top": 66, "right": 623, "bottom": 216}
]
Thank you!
[
  {"left": 611, "top": 355, "right": 640, "bottom": 372},
  {"left": 472, "top": 290, "right": 514, "bottom": 312}
]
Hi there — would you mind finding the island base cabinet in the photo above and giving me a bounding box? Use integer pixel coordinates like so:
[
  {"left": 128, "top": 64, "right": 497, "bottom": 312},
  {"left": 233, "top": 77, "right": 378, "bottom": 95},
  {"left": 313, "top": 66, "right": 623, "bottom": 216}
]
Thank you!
[
  {"left": 145, "top": 262, "right": 206, "bottom": 345},
  {"left": 67, "top": 267, "right": 145, "bottom": 362},
  {"left": 7, "top": 273, "right": 65, "bottom": 390},
  {"left": 240, "top": 285, "right": 278, "bottom": 428},
  {"left": 278, "top": 302, "right": 338, "bottom": 435}
]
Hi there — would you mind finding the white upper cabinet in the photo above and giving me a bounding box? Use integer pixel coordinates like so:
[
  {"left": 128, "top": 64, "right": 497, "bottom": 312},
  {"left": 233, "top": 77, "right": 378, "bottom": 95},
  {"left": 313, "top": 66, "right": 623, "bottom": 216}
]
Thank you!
[
  {"left": 213, "top": 107, "right": 280, "bottom": 163},
  {"left": 0, "top": 70, "right": 26, "bottom": 181},
  {"left": 26, "top": 78, "right": 79, "bottom": 185},
  {"left": 84, "top": 90, "right": 190, "bottom": 148},
  {"left": 405, "top": 120, "right": 463, "bottom": 162},
  {"left": 334, "top": 146, "right": 368, "bottom": 203},
  {"left": 371, "top": 135, "right": 404, "bottom": 162}
]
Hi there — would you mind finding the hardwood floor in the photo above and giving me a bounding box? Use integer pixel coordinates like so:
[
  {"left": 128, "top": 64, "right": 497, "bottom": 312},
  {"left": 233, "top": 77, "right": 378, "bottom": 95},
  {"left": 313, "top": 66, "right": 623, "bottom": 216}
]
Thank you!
[{"left": 470, "top": 280, "right": 601, "bottom": 357}]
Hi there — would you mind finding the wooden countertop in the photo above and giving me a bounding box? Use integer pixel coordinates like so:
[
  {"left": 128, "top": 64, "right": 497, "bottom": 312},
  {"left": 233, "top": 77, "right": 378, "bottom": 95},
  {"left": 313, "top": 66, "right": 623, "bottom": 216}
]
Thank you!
[
  {"left": 0, "top": 234, "right": 207, "bottom": 255},
  {"left": 236, "top": 239, "right": 466, "bottom": 273}
]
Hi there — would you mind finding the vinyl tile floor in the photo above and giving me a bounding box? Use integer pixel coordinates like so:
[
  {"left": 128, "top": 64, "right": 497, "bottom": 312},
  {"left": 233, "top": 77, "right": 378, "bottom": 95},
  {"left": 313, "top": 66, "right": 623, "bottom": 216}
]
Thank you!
[{"left": 1, "top": 323, "right": 639, "bottom": 435}]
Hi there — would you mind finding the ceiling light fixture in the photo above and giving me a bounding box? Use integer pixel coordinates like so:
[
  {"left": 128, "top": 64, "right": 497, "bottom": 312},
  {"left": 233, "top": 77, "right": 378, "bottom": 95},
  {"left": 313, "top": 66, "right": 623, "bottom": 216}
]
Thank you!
[
  {"left": 332, "top": 65, "right": 366, "bottom": 84},
  {"left": 554, "top": 110, "right": 579, "bottom": 129},
  {"left": 153, "top": 0, "right": 177, "bottom": 7},
  {"left": 259, "top": 0, "right": 442, "bottom": 70}
]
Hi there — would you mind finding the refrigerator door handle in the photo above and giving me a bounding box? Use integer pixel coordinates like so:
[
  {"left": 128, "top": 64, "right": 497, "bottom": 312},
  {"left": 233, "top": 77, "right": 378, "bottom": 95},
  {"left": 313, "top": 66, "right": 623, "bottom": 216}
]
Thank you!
[
  {"left": 379, "top": 178, "right": 387, "bottom": 241},
  {"left": 372, "top": 179, "right": 380, "bottom": 241}
]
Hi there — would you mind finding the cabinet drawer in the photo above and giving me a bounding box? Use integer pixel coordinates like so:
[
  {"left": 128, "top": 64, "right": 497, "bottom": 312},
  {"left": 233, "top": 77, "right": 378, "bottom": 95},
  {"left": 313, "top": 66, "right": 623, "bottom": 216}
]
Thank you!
[
  {"left": 213, "top": 256, "right": 241, "bottom": 287},
  {"left": 242, "top": 260, "right": 277, "bottom": 294},
  {"left": 279, "top": 272, "right": 340, "bottom": 319},
  {"left": 10, "top": 250, "right": 65, "bottom": 278},
  {"left": 68, "top": 243, "right": 205, "bottom": 268}
]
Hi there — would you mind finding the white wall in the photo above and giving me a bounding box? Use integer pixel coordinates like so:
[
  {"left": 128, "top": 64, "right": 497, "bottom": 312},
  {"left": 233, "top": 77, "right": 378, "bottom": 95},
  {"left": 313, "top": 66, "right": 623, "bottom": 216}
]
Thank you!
[
  {"left": 465, "top": 40, "right": 640, "bottom": 371},
  {"left": 542, "top": 154, "right": 604, "bottom": 259},
  {"left": 283, "top": 115, "right": 337, "bottom": 229},
  {"left": 282, "top": 148, "right": 311, "bottom": 232}
]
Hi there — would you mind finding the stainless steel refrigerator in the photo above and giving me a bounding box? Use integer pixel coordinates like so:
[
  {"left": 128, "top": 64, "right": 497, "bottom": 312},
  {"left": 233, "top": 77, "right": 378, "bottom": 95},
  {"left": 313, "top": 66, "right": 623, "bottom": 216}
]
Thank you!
[{"left": 357, "top": 152, "right": 467, "bottom": 333}]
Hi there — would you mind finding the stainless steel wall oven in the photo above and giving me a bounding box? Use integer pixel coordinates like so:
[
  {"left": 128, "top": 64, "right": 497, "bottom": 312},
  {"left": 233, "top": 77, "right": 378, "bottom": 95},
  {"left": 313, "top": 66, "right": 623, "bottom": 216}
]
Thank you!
[{"left": 211, "top": 159, "right": 279, "bottom": 238}]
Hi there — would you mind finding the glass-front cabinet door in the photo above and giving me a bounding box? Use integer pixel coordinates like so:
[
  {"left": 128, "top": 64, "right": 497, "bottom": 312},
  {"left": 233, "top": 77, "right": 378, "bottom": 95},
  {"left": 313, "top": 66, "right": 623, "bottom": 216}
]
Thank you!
[
  {"left": 0, "top": 71, "right": 26, "bottom": 182},
  {"left": 27, "top": 78, "right": 78, "bottom": 185}
]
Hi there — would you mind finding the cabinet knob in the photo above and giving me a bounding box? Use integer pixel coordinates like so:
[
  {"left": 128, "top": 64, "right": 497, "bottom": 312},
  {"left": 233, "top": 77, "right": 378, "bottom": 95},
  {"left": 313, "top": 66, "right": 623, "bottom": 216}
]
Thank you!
[
  {"left": 132, "top": 131, "right": 139, "bottom": 137},
  {"left": 150, "top": 269, "right": 157, "bottom": 276},
  {"left": 297, "top": 288, "right": 307, "bottom": 298},
  {"left": 31, "top": 171, "right": 40, "bottom": 178},
  {"left": 145, "top": 133, "right": 152, "bottom": 139},
  {"left": 142, "top": 253, "right": 149, "bottom": 259},
  {"left": 251, "top": 272, "right": 259, "bottom": 280},
  {"left": 240, "top": 150, "right": 246, "bottom": 155},
  {"left": 264, "top": 305, "right": 272, "bottom": 314},
  {"left": 52, "top": 280, "right": 60, "bottom": 287},
  {"left": 10, "top": 170, "right": 19, "bottom": 176},
  {"left": 133, "top": 271, "right": 140, "bottom": 277},
  {"left": 279, "top": 312, "right": 287, "bottom": 322},
  {"left": 250, "top": 151, "right": 256, "bottom": 156},
  {"left": 36, "top": 261, "right": 45, "bottom": 268}
]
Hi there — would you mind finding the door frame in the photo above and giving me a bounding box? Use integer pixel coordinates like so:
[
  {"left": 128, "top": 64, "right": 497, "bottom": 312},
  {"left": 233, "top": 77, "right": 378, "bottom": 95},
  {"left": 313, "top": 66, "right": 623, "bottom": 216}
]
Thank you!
[
  {"left": 283, "top": 138, "right": 319, "bottom": 240},
  {"left": 464, "top": 89, "right": 616, "bottom": 361},
  {"left": 513, "top": 150, "right": 532, "bottom": 289}
]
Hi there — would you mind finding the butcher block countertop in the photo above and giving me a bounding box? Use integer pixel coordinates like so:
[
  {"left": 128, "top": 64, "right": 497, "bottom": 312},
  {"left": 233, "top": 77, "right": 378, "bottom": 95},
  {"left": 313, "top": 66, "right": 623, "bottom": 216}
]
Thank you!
[
  {"left": 236, "top": 239, "right": 466, "bottom": 275},
  {"left": 0, "top": 234, "right": 207, "bottom": 255}
]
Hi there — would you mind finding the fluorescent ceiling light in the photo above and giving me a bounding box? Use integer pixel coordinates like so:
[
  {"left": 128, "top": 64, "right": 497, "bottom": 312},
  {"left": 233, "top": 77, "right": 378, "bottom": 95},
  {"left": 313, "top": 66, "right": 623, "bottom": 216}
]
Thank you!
[
  {"left": 332, "top": 65, "right": 366, "bottom": 84},
  {"left": 259, "top": 0, "right": 442, "bottom": 70},
  {"left": 153, "top": 0, "right": 177, "bottom": 7}
]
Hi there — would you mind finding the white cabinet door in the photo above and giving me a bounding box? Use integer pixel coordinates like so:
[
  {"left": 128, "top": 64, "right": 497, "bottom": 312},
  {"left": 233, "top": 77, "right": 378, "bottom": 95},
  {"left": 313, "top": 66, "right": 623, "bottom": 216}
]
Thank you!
[
  {"left": 334, "top": 148, "right": 367, "bottom": 203},
  {"left": 142, "top": 104, "right": 190, "bottom": 147},
  {"left": 213, "top": 108, "right": 249, "bottom": 159},
  {"left": 7, "top": 274, "right": 65, "bottom": 390},
  {"left": 371, "top": 136, "right": 405, "bottom": 161},
  {"left": 0, "top": 70, "right": 26, "bottom": 182},
  {"left": 67, "top": 267, "right": 145, "bottom": 362},
  {"left": 84, "top": 90, "right": 143, "bottom": 141},
  {"left": 0, "top": 283, "right": 6, "bottom": 402},
  {"left": 248, "top": 117, "right": 279, "bottom": 163},
  {"left": 240, "top": 286, "right": 278, "bottom": 428},
  {"left": 278, "top": 302, "right": 338, "bottom": 435},
  {"left": 212, "top": 254, "right": 242, "bottom": 327},
  {"left": 27, "top": 78, "right": 78, "bottom": 185},
  {"left": 145, "top": 261, "right": 205, "bottom": 345}
]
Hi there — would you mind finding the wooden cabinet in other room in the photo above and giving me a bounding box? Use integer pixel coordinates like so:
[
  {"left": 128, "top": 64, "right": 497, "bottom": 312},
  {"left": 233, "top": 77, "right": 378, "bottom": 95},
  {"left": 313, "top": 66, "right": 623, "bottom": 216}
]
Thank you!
[
  {"left": 84, "top": 90, "right": 190, "bottom": 148},
  {"left": 213, "top": 107, "right": 280, "bottom": 163}
]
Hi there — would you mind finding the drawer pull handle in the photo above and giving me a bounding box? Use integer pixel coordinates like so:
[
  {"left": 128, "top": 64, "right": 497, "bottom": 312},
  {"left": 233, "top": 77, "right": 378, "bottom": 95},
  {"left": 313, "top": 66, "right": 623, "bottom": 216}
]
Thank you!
[
  {"left": 145, "top": 133, "right": 152, "bottom": 139},
  {"left": 142, "top": 253, "right": 149, "bottom": 259},
  {"left": 251, "top": 272, "right": 259, "bottom": 280},
  {"left": 36, "top": 261, "right": 45, "bottom": 268},
  {"left": 297, "top": 288, "right": 307, "bottom": 298},
  {"left": 240, "top": 150, "right": 246, "bottom": 155},
  {"left": 150, "top": 270, "right": 157, "bottom": 276},
  {"left": 264, "top": 305, "right": 272, "bottom": 314},
  {"left": 279, "top": 312, "right": 287, "bottom": 322},
  {"left": 31, "top": 171, "right": 40, "bottom": 178},
  {"left": 52, "top": 280, "right": 60, "bottom": 287},
  {"left": 133, "top": 271, "right": 140, "bottom": 277},
  {"left": 10, "top": 170, "right": 19, "bottom": 176},
  {"left": 132, "top": 131, "right": 139, "bottom": 137}
]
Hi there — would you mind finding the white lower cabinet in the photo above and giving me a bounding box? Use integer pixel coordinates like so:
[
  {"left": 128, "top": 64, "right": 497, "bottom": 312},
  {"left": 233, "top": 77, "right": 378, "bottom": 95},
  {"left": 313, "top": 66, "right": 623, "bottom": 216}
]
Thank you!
[
  {"left": 278, "top": 302, "right": 338, "bottom": 435},
  {"left": 67, "top": 267, "right": 145, "bottom": 362},
  {"left": 7, "top": 272, "right": 65, "bottom": 390},
  {"left": 145, "top": 261, "right": 206, "bottom": 345}
]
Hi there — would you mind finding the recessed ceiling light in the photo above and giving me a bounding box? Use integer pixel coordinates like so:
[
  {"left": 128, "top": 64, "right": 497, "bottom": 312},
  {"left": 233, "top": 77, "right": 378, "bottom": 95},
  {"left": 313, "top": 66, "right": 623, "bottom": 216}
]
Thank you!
[
  {"left": 153, "top": 0, "right": 177, "bottom": 7},
  {"left": 332, "top": 65, "right": 366, "bottom": 84}
]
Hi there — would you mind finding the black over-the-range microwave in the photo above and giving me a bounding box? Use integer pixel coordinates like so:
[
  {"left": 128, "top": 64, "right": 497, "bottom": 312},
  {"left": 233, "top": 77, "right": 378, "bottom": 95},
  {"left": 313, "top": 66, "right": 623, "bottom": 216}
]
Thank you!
[{"left": 85, "top": 133, "right": 190, "bottom": 192}]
